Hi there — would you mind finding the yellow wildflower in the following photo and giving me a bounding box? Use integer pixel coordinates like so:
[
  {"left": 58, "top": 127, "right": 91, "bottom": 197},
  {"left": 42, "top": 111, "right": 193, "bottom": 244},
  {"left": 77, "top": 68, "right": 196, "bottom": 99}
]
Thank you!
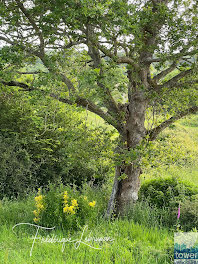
[
  {"left": 71, "top": 199, "right": 78, "bottom": 207},
  {"left": 35, "top": 195, "right": 43, "bottom": 203},
  {"left": 33, "top": 217, "right": 40, "bottom": 223},
  {"left": 68, "top": 206, "right": 75, "bottom": 213},
  {"left": 84, "top": 196, "right": 87, "bottom": 201},
  {"left": 88, "top": 201, "right": 96, "bottom": 207},
  {"left": 63, "top": 191, "right": 69, "bottom": 207},
  {"left": 63, "top": 205, "right": 75, "bottom": 214},
  {"left": 63, "top": 192, "right": 77, "bottom": 215},
  {"left": 63, "top": 191, "right": 68, "bottom": 200},
  {"left": 63, "top": 206, "right": 68, "bottom": 213},
  {"left": 33, "top": 210, "right": 39, "bottom": 217},
  {"left": 37, "top": 204, "right": 44, "bottom": 210},
  {"left": 33, "top": 188, "right": 45, "bottom": 223}
]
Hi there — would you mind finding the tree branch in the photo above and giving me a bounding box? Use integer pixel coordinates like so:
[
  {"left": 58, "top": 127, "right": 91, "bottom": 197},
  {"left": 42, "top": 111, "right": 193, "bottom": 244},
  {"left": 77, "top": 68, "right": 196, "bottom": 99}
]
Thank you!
[
  {"left": 143, "top": 48, "right": 198, "bottom": 64},
  {"left": 60, "top": 73, "right": 76, "bottom": 95},
  {"left": 161, "top": 68, "right": 193, "bottom": 88},
  {"left": 86, "top": 25, "right": 120, "bottom": 116},
  {"left": 1, "top": 79, "right": 122, "bottom": 132},
  {"left": 16, "top": 71, "right": 46, "bottom": 75},
  {"left": 147, "top": 106, "right": 198, "bottom": 141},
  {"left": 0, "top": 35, "right": 41, "bottom": 57},
  {"left": 153, "top": 62, "right": 177, "bottom": 82},
  {"left": 15, "top": 0, "right": 45, "bottom": 57},
  {"left": 168, "top": 79, "right": 198, "bottom": 88},
  {"left": 96, "top": 43, "right": 139, "bottom": 70},
  {"left": 49, "top": 93, "right": 120, "bottom": 129},
  {"left": 0, "top": 36, "right": 15, "bottom": 45},
  {"left": 0, "top": 80, "right": 32, "bottom": 90}
]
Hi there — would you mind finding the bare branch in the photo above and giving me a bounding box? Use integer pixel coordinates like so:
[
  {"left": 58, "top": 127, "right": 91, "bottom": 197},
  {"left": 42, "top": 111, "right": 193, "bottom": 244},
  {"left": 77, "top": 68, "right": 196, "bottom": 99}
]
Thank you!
[{"left": 147, "top": 106, "right": 198, "bottom": 141}]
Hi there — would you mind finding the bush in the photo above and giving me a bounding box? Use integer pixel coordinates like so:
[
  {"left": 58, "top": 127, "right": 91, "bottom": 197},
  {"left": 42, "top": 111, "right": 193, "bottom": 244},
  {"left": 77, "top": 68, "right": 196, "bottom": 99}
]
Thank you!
[
  {"left": 0, "top": 90, "right": 114, "bottom": 198},
  {"left": 0, "top": 134, "right": 36, "bottom": 199},
  {"left": 138, "top": 177, "right": 198, "bottom": 230},
  {"left": 179, "top": 196, "right": 198, "bottom": 231},
  {"left": 139, "top": 177, "right": 198, "bottom": 208},
  {"left": 31, "top": 183, "right": 109, "bottom": 232}
]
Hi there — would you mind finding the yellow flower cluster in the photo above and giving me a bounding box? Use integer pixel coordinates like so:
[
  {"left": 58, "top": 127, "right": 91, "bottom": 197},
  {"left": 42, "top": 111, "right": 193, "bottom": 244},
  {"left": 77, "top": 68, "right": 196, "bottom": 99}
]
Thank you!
[
  {"left": 71, "top": 199, "right": 78, "bottom": 207},
  {"left": 88, "top": 201, "right": 96, "bottom": 207},
  {"left": 33, "top": 188, "right": 45, "bottom": 223},
  {"left": 63, "top": 191, "right": 78, "bottom": 215},
  {"left": 83, "top": 196, "right": 96, "bottom": 207}
]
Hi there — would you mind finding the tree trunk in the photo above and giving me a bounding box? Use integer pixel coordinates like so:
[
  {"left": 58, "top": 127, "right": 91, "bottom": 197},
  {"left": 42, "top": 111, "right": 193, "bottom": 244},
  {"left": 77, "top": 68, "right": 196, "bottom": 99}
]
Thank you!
[
  {"left": 107, "top": 91, "right": 147, "bottom": 216},
  {"left": 115, "top": 164, "right": 141, "bottom": 214}
]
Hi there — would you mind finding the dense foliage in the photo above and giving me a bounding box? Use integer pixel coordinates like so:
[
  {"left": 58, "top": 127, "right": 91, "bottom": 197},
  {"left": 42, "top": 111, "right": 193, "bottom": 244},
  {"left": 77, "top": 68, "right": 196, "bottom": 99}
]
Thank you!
[
  {"left": 138, "top": 177, "right": 198, "bottom": 230},
  {"left": 139, "top": 177, "right": 198, "bottom": 208},
  {"left": 0, "top": 88, "right": 114, "bottom": 198}
]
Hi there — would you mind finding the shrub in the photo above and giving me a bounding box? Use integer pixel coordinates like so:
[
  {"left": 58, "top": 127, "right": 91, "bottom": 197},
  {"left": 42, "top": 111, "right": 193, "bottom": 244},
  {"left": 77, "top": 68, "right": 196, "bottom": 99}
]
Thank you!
[
  {"left": 0, "top": 91, "right": 114, "bottom": 198},
  {"left": 179, "top": 196, "right": 198, "bottom": 231},
  {"left": 139, "top": 177, "right": 198, "bottom": 209},
  {"left": 31, "top": 183, "right": 108, "bottom": 232},
  {"left": 138, "top": 177, "right": 198, "bottom": 230}
]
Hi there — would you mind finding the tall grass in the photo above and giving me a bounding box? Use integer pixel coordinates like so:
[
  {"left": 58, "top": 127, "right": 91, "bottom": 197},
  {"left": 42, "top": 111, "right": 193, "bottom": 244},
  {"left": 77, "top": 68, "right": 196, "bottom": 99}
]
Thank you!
[{"left": 0, "top": 216, "right": 173, "bottom": 263}]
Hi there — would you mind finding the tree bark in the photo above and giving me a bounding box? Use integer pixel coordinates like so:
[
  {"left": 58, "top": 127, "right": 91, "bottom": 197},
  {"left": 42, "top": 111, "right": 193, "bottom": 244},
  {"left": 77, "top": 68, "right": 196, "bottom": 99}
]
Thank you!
[{"left": 115, "top": 164, "right": 142, "bottom": 215}]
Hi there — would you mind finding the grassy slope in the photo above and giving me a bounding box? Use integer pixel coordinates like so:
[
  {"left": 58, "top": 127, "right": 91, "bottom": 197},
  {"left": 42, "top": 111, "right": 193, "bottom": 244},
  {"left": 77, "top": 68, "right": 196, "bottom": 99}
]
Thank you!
[
  {"left": 0, "top": 114, "right": 197, "bottom": 263},
  {"left": 0, "top": 191, "right": 173, "bottom": 263},
  {"left": 141, "top": 114, "right": 198, "bottom": 185}
]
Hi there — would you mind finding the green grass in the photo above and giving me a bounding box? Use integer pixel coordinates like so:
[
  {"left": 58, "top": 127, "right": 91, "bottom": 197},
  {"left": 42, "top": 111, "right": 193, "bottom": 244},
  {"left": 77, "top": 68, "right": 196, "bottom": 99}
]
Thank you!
[
  {"left": 0, "top": 219, "right": 173, "bottom": 264},
  {"left": 141, "top": 114, "right": 198, "bottom": 184}
]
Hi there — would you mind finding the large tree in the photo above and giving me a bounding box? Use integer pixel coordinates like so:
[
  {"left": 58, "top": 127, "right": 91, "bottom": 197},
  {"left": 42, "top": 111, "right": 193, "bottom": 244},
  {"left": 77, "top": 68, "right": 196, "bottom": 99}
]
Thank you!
[{"left": 0, "top": 0, "right": 198, "bottom": 216}]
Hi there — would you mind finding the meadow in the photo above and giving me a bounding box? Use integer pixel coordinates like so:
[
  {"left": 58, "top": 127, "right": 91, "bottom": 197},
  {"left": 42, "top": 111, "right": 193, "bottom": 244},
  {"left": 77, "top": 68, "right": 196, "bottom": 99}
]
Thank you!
[{"left": 0, "top": 114, "right": 197, "bottom": 264}]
